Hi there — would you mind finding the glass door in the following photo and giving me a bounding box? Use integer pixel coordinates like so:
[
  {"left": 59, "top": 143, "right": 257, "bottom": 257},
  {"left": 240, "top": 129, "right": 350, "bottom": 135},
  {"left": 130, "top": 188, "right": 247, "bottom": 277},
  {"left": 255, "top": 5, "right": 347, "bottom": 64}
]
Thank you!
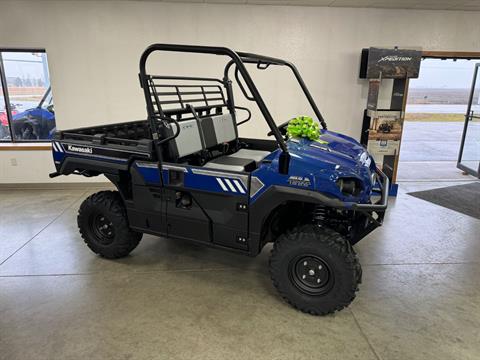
[{"left": 457, "top": 64, "right": 480, "bottom": 178}]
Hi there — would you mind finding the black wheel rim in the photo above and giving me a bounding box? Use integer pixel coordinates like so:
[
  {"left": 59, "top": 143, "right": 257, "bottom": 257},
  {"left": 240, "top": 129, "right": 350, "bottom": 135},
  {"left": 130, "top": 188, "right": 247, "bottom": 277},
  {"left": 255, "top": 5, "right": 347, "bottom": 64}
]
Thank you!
[
  {"left": 289, "top": 255, "right": 334, "bottom": 296},
  {"left": 90, "top": 214, "right": 115, "bottom": 245}
]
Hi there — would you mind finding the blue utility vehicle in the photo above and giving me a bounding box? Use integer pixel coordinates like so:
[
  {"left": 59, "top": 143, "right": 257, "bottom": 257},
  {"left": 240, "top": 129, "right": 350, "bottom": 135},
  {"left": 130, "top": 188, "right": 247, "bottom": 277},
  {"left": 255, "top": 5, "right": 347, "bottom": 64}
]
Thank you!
[{"left": 50, "top": 44, "right": 388, "bottom": 315}]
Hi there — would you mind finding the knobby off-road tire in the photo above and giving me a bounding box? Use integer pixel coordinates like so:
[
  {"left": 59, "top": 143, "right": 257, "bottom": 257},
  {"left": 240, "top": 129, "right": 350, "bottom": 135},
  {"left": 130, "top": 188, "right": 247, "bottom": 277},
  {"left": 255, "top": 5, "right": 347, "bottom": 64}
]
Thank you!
[
  {"left": 78, "top": 191, "right": 142, "bottom": 259},
  {"left": 269, "top": 224, "right": 361, "bottom": 316}
]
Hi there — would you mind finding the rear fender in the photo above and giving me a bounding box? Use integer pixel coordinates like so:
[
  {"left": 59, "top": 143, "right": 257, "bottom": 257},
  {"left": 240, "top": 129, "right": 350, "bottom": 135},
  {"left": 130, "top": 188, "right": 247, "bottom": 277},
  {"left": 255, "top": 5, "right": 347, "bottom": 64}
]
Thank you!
[{"left": 58, "top": 156, "right": 129, "bottom": 176}]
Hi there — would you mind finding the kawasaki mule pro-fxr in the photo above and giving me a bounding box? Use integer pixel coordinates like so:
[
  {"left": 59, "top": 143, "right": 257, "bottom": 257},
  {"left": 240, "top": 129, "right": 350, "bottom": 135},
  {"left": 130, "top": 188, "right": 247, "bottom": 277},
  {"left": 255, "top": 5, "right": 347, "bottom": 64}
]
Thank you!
[{"left": 50, "top": 44, "right": 388, "bottom": 315}]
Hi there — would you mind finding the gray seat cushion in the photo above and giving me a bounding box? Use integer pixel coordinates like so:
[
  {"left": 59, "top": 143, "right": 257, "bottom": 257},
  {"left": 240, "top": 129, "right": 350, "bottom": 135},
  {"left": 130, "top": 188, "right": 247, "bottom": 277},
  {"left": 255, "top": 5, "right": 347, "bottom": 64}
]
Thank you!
[
  {"left": 202, "top": 148, "right": 269, "bottom": 172},
  {"left": 227, "top": 148, "right": 270, "bottom": 163}
]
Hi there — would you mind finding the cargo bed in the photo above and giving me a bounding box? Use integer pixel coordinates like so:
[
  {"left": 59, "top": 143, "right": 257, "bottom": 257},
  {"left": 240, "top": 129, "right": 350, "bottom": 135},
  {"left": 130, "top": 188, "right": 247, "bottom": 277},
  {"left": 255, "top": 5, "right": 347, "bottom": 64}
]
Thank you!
[{"left": 51, "top": 120, "right": 155, "bottom": 178}]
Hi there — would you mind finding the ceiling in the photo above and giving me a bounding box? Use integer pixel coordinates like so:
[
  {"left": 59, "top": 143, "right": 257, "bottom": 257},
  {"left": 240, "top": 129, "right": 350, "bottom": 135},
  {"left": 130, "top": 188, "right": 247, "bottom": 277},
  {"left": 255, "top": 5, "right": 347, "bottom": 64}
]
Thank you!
[{"left": 140, "top": 0, "right": 480, "bottom": 11}]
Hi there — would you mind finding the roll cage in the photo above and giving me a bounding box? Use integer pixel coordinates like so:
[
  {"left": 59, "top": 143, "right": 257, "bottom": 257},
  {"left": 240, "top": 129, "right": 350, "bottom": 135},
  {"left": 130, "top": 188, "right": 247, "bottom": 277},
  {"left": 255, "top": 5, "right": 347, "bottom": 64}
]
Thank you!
[{"left": 138, "top": 44, "right": 327, "bottom": 173}]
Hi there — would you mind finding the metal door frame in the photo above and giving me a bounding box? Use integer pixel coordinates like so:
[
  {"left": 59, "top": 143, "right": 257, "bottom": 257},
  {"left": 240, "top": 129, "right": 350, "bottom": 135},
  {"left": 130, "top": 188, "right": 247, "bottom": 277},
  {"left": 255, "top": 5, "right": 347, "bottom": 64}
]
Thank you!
[{"left": 457, "top": 63, "right": 480, "bottom": 178}]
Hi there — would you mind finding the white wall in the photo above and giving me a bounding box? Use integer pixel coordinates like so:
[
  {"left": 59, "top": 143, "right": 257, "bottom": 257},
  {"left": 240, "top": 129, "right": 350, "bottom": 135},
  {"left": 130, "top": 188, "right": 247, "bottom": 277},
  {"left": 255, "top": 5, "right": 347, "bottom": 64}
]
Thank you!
[
  {"left": 0, "top": 150, "right": 105, "bottom": 183},
  {"left": 0, "top": 0, "right": 479, "bottom": 183}
]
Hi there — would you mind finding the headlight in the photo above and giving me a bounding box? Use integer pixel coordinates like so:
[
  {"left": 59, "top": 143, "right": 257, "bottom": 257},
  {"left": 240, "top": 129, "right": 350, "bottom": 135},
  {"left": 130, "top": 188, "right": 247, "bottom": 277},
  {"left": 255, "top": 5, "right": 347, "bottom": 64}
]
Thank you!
[
  {"left": 336, "top": 177, "right": 362, "bottom": 196},
  {"left": 359, "top": 151, "right": 372, "bottom": 167},
  {"left": 364, "top": 156, "right": 372, "bottom": 167}
]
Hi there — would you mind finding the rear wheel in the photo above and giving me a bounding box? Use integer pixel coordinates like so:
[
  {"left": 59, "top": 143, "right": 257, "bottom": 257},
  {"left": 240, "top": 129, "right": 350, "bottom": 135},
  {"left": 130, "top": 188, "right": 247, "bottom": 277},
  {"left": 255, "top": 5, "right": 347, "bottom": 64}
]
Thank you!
[
  {"left": 78, "top": 191, "right": 142, "bottom": 259},
  {"left": 269, "top": 224, "right": 361, "bottom": 315}
]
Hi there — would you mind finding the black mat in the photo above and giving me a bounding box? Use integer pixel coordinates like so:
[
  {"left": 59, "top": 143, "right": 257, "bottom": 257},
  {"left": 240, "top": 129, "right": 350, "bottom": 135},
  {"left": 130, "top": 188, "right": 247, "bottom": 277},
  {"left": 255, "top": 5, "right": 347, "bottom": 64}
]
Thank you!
[{"left": 408, "top": 182, "right": 480, "bottom": 219}]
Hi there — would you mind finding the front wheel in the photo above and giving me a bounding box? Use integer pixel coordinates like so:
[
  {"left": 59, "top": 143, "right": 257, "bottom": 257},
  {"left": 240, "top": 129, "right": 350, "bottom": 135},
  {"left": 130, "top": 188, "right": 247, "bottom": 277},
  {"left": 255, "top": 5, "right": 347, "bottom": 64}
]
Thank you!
[
  {"left": 269, "top": 224, "right": 361, "bottom": 315},
  {"left": 78, "top": 191, "right": 142, "bottom": 259}
]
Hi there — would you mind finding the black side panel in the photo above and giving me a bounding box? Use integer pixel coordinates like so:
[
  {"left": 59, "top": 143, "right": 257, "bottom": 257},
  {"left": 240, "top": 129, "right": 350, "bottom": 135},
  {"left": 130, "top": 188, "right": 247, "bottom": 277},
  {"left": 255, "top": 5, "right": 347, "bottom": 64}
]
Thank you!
[
  {"left": 126, "top": 165, "right": 167, "bottom": 235},
  {"left": 193, "top": 191, "right": 249, "bottom": 251},
  {"left": 163, "top": 189, "right": 212, "bottom": 243},
  {"left": 127, "top": 185, "right": 166, "bottom": 235}
]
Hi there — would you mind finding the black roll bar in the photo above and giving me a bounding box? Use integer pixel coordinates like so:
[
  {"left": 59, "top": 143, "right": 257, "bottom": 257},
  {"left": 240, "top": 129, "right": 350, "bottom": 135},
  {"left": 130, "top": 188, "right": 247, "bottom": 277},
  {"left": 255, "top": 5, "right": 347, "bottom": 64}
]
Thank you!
[
  {"left": 234, "top": 66, "right": 255, "bottom": 101},
  {"left": 139, "top": 43, "right": 289, "bottom": 155},
  {"left": 236, "top": 52, "right": 288, "bottom": 66},
  {"left": 225, "top": 57, "right": 327, "bottom": 129}
]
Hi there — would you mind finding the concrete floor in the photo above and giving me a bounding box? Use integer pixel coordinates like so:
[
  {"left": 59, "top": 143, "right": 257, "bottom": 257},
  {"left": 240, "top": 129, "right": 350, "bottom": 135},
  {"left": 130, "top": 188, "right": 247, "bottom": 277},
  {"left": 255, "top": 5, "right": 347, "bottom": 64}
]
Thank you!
[{"left": 1, "top": 182, "right": 480, "bottom": 360}]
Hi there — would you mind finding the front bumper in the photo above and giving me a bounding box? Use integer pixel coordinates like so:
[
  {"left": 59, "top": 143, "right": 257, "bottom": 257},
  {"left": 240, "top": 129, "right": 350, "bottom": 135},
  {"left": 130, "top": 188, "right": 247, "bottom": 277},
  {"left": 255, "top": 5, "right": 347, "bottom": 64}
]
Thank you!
[
  {"left": 352, "top": 167, "right": 389, "bottom": 211},
  {"left": 348, "top": 167, "right": 389, "bottom": 244}
]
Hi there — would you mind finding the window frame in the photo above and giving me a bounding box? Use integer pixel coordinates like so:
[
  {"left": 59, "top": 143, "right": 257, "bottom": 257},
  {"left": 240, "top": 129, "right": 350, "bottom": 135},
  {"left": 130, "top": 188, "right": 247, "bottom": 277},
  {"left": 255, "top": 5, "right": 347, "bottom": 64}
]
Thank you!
[{"left": 0, "top": 48, "right": 53, "bottom": 143}]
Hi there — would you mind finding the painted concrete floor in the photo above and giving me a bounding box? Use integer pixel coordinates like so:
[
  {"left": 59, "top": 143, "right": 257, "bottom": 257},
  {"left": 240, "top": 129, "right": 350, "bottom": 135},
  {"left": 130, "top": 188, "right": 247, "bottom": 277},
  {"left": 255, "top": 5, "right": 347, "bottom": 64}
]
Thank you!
[{"left": 1, "top": 182, "right": 480, "bottom": 360}]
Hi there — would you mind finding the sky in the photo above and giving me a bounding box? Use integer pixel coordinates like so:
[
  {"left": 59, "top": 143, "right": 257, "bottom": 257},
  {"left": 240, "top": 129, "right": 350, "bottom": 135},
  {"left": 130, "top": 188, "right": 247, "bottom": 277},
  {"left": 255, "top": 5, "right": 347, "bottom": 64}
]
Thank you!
[
  {"left": 2, "top": 52, "right": 49, "bottom": 82},
  {"left": 410, "top": 58, "right": 480, "bottom": 89}
]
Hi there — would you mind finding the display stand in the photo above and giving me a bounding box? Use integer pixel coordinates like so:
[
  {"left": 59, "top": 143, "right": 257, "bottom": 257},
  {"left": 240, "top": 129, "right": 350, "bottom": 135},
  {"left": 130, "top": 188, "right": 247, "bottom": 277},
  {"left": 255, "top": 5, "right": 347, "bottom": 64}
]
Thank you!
[{"left": 359, "top": 47, "right": 422, "bottom": 196}]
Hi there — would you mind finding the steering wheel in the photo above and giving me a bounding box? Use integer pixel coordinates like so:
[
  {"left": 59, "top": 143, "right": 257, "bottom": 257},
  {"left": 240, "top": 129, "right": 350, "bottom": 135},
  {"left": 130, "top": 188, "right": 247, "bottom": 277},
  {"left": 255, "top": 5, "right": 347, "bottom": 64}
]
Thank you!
[{"left": 267, "top": 119, "right": 290, "bottom": 137}]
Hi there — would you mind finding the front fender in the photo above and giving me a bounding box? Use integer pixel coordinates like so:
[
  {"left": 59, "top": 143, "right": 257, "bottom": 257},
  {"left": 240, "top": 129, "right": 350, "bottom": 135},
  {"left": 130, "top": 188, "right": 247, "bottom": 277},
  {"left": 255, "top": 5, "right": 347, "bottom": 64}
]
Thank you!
[{"left": 248, "top": 185, "right": 346, "bottom": 255}]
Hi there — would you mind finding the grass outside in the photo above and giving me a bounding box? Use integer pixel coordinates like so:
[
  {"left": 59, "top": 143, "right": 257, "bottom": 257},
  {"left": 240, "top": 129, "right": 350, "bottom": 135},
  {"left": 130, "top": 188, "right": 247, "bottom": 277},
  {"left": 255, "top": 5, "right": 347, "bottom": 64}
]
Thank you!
[{"left": 404, "top": 113, "right": 465, "bottom": 122}]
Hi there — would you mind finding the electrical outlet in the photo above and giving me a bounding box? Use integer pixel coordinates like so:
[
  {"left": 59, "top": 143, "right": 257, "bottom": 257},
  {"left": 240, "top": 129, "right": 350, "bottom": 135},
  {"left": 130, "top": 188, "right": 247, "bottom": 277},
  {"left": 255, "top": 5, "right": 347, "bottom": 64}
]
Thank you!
[{"left": 10, "top": 158, "right": 17, "bottom": 166}]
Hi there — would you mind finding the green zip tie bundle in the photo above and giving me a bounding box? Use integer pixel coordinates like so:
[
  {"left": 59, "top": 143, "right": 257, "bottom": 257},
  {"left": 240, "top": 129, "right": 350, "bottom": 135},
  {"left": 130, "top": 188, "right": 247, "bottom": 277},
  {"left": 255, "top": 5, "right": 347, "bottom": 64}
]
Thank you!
[{"left": 287, "top": 116, "right": 320, "bottom": 141}]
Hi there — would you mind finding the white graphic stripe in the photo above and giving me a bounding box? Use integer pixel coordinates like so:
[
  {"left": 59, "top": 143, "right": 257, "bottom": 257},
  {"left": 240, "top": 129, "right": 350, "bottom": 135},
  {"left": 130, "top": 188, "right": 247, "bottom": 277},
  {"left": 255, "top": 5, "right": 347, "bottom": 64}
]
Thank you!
[
  {"left": 224, "top": 179, "right": 237, "bottom": 193},
  {"left": 52, "top": 142, "right": 58, "bottom": 152},
  {"left": 58, "top": 143, "right": 64, "bottom": 152},
  {"left": 216, "top": 178, "right": 228, "bottom": 191},
  {"left": 233, "top": 179, "right": 246, "bottom": 194}
]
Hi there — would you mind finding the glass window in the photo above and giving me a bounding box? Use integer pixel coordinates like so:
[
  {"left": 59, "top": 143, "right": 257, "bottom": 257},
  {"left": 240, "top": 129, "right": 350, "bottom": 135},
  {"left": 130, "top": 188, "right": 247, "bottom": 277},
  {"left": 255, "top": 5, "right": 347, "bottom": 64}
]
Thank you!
[{"left": 0, "top": 50, "right": 56, "bottom": 141}]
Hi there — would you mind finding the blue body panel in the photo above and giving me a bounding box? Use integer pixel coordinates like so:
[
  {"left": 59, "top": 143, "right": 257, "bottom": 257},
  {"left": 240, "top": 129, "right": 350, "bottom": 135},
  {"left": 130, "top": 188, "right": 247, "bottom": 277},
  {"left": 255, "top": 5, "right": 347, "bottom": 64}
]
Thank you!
[
  {"left": 51, "top": 141, "right": 66, "bottom": 163},
  {"left": 53, "top": 129, "right": 375, "bottom": 207},
  {"left": 131, "top": 129, "right": 376, "bottom": 206},
  {"left": 135, "top": 162, "right": 249, "bottom": 197},
  {"left": 250, "top": 130, "right": 375, "bottom": 204}
]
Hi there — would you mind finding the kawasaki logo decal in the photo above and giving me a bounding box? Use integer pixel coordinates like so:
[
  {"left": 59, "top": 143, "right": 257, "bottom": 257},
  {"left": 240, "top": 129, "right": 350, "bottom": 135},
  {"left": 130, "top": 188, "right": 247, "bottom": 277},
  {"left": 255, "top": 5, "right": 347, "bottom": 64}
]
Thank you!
[{"left": 67, "top": 145, "right": 93, "bottom": 154}]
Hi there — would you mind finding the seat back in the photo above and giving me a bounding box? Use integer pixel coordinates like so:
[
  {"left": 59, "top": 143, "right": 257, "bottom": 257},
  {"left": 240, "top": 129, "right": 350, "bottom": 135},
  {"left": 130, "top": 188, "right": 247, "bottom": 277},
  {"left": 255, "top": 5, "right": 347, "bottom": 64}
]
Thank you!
[
  {"left": 200, "top": 113, "right": 237, "bottom": 149},
  {"left": 168, "top": 119, "right": 204, "bottom": 159},
  {"left": 211, "top": 113, "right": 237, "bottom": 143},
  {"left": 162, "top": 111, "right": 238, "bottom": 162}
]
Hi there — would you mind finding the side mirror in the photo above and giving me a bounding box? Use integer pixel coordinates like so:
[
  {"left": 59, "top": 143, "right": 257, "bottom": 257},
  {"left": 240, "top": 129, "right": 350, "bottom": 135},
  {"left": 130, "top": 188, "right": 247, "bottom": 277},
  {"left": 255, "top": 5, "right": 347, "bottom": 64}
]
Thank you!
[{"left": 47, "top": 104, "right": 55, "bottom": 114}]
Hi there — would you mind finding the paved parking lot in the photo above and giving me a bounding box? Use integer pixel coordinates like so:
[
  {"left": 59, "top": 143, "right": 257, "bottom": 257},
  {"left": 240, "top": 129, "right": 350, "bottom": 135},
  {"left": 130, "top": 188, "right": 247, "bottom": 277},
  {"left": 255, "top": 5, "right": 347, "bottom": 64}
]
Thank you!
[{"left": 398, "top": 121, "right": 478, "bottom": 181}]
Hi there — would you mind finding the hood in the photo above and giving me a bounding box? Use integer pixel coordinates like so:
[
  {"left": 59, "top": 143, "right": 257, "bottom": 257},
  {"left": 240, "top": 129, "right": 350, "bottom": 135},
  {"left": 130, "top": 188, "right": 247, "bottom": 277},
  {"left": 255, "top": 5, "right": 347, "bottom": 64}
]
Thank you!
[
  {"left": 287, "top": 130, "right": 372, "bottom": 171},
  {"left": 284, "top": 130, "right": 375, "bottom": 201}
]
